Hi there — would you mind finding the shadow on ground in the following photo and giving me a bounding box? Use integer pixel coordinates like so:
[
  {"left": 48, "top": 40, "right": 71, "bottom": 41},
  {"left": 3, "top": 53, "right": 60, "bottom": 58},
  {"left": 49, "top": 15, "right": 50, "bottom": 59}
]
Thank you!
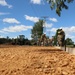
[{"left": 34, "top": 49, "right": 64, "bottom": 53}]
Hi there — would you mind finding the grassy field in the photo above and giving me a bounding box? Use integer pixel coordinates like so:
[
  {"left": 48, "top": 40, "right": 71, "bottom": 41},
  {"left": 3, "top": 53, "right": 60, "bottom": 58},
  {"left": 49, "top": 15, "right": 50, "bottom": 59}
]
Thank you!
[{"left": 0, "top": 45, "right": 75, "bottom": 75}]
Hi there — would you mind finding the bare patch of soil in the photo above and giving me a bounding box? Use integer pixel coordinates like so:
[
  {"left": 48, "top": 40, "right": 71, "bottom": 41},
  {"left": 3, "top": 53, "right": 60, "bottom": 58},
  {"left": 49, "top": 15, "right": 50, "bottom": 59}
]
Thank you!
[{"left": 0, "top": 45, "right": 75, "bottom": 75}]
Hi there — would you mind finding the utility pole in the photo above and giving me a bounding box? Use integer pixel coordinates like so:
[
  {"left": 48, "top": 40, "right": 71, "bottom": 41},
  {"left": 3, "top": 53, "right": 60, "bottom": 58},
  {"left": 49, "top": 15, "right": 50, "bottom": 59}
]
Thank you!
[{"left": 41, "top": 16, "right": 49, "bottom": 34}]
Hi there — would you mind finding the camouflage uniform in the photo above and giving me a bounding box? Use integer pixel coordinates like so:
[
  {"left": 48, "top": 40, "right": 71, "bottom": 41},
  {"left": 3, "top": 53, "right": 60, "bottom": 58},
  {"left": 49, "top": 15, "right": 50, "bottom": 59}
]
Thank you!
[
  {"left": 41, "top": 34, "right": 47, "bottom": 46},
  {"left": 37, "top": 38, "right": 41, "bottom": 46},
  {"left": 57, "top": 29, "right": 65, "bottom": 46},
  {"left": 37, "top": 34, "right": 54, "bottom": 46}
]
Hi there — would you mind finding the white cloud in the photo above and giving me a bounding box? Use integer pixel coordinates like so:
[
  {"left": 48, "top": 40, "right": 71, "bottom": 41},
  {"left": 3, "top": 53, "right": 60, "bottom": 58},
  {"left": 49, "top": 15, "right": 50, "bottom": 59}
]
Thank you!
[
  {"left": 65, "top": 34, "right": 75, "bottom": 43},
  {"left": 31, "top": 0, "right": 41, "bottom": 4},
  {"left": 49, "top": 18, "right": 58, "bottom": 22},
  {"left": 0, "top": 12, "right": 10, "bottom": 15},
  {"left": 47, "top": 27, "right": 57, "bottom": 32},
  {"left": 50, "top": 28, "right": 57, "bottom": 32},
  {"left": 66, "top": 34, "right": 75, "bottom": 39},
  {"left": 60, "top": 26, "right": 75, "bottom": 34},
  {"left": 25, "top": 15, "right": 39, "bottom": 22},
  {"left": 0, "top": 0, "right": 12, "bottom": 8},
  {"left": 43, "top": 23, "right": 53, "bottom": 28},
  {"left": 0, "top": 30, "right": 7, "bottom": 34},
  {"left": 49, "top": 26, "right": 75, "bottom": 39},
  {"left": 0, "top": 35, "right": 4, "bottom": 38},
  {"left": 0, "top": 25, "right": 32, "bottom": 33},
  {"left": 50, "top": 26, "right": 75, "bottom": 34},
  {"left": 3, "top": 18, "right": 20, "bottom": 24}
]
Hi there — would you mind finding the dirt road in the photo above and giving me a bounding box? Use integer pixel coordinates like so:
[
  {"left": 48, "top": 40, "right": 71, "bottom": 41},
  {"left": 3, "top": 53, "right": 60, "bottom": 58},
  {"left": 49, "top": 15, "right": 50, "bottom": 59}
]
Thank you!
[{"left": 0, "top": 46, "right": 75, "bottom": 75}]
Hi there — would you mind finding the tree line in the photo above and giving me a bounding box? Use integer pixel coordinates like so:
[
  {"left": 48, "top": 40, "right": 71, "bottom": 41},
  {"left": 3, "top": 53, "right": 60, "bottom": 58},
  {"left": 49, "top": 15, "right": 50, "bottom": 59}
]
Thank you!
[
  {"left": 0, "top": 35, "right": 31, "bottom": 45},
  {"left": 0, "top": 20, "right": 74, "bottom": 46}
]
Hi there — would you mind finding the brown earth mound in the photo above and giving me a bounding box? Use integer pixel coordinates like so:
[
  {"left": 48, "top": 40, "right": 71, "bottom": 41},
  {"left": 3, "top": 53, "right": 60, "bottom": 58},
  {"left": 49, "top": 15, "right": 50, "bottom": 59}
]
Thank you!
[{"left": 0, "top": 45, "right": 75, "bottom": 75}]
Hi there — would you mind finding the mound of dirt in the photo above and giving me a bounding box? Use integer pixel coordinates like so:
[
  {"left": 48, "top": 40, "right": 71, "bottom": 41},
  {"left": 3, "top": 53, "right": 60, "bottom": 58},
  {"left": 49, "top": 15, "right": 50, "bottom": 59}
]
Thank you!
[{"left": 0, "top": 46, "right": 75, "bottom": 75}]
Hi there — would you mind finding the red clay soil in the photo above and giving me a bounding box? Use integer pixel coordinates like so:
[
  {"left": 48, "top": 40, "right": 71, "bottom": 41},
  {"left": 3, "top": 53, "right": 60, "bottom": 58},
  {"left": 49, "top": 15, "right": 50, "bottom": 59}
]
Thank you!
[{"left": 0, "top": 45, "right": 75, "bottom": 75}]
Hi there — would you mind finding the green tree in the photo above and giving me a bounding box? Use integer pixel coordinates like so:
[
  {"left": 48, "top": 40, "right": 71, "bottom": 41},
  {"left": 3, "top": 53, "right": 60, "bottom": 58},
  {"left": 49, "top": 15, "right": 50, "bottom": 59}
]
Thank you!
[
  {"left": 31, "top": 20, "right": 43, "bottom": 41},
  {"left": 66, "top": 38, "right": 74, "bottom": 45},
  {"left": 47, "top": 0, "right": 73, "bottom": 16},
  {"left": 18, "top": 35, "right": 25, "bottom": 45},
  {"left": 53, "top": 29, "right": 60, "bottom": 45},
  {"left": 53, "top": 35, "right": 57, "bottom": 45}
]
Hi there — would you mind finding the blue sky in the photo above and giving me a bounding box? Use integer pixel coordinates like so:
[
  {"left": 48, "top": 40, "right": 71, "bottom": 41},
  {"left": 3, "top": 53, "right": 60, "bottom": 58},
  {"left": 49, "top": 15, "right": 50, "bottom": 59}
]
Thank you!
[{"left": 0, "top": 0, "right": 75, "bottom": 42}]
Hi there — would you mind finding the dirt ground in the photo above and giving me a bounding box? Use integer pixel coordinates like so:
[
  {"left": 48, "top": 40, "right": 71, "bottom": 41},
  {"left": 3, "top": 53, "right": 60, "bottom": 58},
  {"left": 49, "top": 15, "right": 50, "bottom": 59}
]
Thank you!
[{"left": 0, "top": 45, "right": 75, "bottom": 75}]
